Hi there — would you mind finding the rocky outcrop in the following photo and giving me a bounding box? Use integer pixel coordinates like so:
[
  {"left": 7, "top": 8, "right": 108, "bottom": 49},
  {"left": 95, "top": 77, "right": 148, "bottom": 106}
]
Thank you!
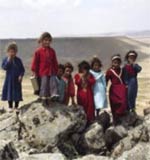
[{"left": 0, "top": 100, "right": 150, "bottom": 160}]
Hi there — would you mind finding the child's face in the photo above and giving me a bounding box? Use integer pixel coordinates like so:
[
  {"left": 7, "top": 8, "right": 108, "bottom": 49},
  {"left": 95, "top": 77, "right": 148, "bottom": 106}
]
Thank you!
[
  {"left": 112, "top": 59, "right": 121, "bottom": 69},
  {"left": 64, "top": 67, "right": 72, "bottom": 77},
  {"left": 82, "top": 69, "right": 88, "bottom": 76},
  {"left": 8, "top": 49, "right": 16, "bottom": 58},
  {"left": 57, "top": 68, "right": 64, "bottom": 78},
  {"left": 128, "top": 56, "right": 136, "bottom": 64},
  {"left": 93, "top": 62, "right": 101, "bottom": 72},
  {"left": 42, "top": 37, "right": 51, "bottom": 47}
]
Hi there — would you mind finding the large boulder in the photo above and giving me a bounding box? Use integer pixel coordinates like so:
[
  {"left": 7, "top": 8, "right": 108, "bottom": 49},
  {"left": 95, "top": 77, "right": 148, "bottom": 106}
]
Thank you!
[
  {"left": 0, "top": 140, "right": 19, "bottom": 160},
  {"left": 77, "top": 122, "right": 106, "bottom": 155},
  {"left": 18, "top": 101, "right": 87, "bottom": 154}
]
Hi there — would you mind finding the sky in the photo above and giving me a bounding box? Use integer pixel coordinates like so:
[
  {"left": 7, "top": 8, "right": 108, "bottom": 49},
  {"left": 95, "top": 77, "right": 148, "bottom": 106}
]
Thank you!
[{"left": 0, "top": 0, "right": 149, "bottom": 38}]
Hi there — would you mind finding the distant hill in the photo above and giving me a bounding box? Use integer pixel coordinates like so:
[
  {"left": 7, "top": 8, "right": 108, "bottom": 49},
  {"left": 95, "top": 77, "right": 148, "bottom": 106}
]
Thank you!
[{"left": 0, "top": 36, "right": 149, "bottom": 74}]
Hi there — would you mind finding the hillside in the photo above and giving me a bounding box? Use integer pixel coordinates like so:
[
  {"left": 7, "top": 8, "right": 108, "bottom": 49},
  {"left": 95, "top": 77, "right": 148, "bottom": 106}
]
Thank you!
[{"left": 0, "top": 36, "right": 149, "bottom": 73}]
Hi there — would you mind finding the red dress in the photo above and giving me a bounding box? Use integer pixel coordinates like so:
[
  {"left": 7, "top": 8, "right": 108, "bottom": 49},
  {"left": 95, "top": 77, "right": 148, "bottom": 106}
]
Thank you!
[
  {"left": 63, "top": 76, "right": 75, "bottom": 105},
  {"left": 31, "top": 47, "right": 58, "bottom": 77},
  {"left": 74, "top": 73, "right": 95, "bottom": 122},
  {"left": 106, "top": 68, "right": 127, "bottom": 117}
]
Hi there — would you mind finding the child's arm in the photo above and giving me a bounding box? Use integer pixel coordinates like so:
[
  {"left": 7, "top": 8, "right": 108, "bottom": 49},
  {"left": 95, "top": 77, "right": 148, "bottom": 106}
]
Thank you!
[
  {"left": 122, "top": 67, "right": 129, "bottom": 86},
  {"left": 133, "top": 64, "right": 142, "bottom": 73},
  {"left": 69, "top": 78, "right": 76, "bottom": 105},
  {"left": 87, "top": 74, "right": 95, "bottom": 86},
  {"left": 31, "top": 51, "right": 40, "bottom": 76},
  {"left": 2, "top": 57, "right": 12, "bottom": 70},
  {"left": 18, "top": 58, "right": 25, "bottom": 82}
]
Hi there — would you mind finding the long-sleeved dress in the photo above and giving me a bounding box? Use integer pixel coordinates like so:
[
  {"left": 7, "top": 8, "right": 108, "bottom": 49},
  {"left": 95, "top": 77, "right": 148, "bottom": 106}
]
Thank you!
[
  {"left": 63, "top": 76, "right": 75, "bottom": 105},
  {"left": 123, "top": 64, "right": 142, "bottom": 110},
  {"left": 2, "top": 57, "right": 25, "bottom": 101},
  {"left": 74, "top": 73, "right": 95, "bottom": 122},
  {"left": 106, "top": 68, "right": 127, "bottom": 118},
  {"left": 90, "top": 70, "right": 107, "bottom": 110}
]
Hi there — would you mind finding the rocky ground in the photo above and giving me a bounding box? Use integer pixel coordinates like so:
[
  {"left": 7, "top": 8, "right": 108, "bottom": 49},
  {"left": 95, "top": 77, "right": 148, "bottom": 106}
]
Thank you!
[{"left": 0, "top": 100, "right": 150, "bottom": 160}]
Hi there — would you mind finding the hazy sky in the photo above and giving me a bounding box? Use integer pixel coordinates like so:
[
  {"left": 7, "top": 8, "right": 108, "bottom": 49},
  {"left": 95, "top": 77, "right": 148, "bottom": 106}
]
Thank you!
[{"left": 0, "top": 0, "right": 149, "bottom": 38}]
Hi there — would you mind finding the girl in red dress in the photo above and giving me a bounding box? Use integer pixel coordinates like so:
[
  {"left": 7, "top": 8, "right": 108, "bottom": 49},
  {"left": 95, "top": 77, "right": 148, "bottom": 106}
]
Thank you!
[
  {"left": 63, "top": 62, "right": 75, "bottom": 105},
  {"left": 31, "top": 32, "right": 58, "bottom": 106},
  {"left": 74, "top": 61, "right": 96, "bottom": 123},
  {"left": 106, "top": 55, "right": 127, "bottom": 124}
]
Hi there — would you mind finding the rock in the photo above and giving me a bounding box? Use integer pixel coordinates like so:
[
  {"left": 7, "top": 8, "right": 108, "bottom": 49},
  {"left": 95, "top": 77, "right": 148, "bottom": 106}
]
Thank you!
[
  {"left": 19, "top": 101, "right": 86, "bottom": 154},
  {"left": 120, "top": 112, "right": 143, "bottom": 128},
  {"left": 0, "top": 140, "right": 19, "bottom": 160},
  {"left": 117, "top": 143, "right": 150, "bottom": 160},
  {"left": 77, "top": 122, "right": 106, "bottom": 155},
  {"left": 144, "top": 107, "right": 150, "bottom": 116},
  {"left": 74, "top": 155, "right": 113, "bottom": 160},
  {"left": 18, "top": 153, "right": 66, "bottom": 160},
  {"left": 97, "top": 111, "right": 111, "bottom": 131},
  {"left": 105, "top": 125, "right": 128, "bottom": 150}
]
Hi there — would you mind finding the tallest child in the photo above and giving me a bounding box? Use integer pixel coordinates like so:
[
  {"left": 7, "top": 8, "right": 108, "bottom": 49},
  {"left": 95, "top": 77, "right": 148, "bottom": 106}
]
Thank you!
[{"left": 31, "top": 32, "right": 58, "bottom": 106}]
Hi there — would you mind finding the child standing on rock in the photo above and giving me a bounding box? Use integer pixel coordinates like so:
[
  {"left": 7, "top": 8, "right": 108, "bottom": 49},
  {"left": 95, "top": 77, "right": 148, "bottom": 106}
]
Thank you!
[
  {"left": 75, "top": 61, "right": 95, "bottom": 123},
  {"left": 1, "top": 42, "right": 25, "bottom": 112},
  {"left": 90, "top": 57, "right": 107, "bottom": 118},
  {"left": 63, "top": 62, "right": 75, "bottom": 105},
  {"left": 106, "top": 55, "right": 127, "bottom": 124},
  {"left": 123, "top": 50, "right": 142, "bottom": 112},
  {"left": 31, "top": 32, "right": 59, "bottom": 106}
]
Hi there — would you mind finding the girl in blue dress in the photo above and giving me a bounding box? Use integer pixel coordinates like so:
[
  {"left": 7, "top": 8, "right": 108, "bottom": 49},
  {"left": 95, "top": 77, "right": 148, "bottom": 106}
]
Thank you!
[
  {"left": 1, "top": 42, "right": 25, "bottom": 112},
  {"left": 123, "top": 50, "right": 142, "bottom": 112},
  {"left": 90, "top": 57, "right": 107, "bottom": 117}
]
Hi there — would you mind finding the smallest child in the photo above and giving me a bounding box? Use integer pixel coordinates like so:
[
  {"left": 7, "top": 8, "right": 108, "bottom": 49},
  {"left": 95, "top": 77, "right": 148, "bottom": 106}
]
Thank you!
[
  {"left": 56, "top": 64, "right": 66, "bottom": 103},
  {"left": 90, "top": 57, "right": 107, "bottom": 118}
]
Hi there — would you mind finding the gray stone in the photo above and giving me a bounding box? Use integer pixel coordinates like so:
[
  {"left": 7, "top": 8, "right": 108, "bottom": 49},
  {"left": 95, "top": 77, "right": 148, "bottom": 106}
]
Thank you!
[
  {"left": 78, "top": 122, "right": 106, "bottom": 154},
  {"left": 0, "top": 140, "right": 19, "bottom": 160}
]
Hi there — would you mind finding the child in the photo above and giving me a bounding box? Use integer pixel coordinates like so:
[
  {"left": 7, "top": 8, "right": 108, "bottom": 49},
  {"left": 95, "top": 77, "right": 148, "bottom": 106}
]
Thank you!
[
  {"left": 63, "top": 62, "right": 75, "bottom": 105},
  {"left": 1, "top": 42, "right": 25, "bottom": 112},
  {"left": 90, "top": 57, "right": 107, "bottom": 117},
  {"left": 75, "top": 61, "right": 95, "bottom": 123},
  {"left": 123, "top": 50, "right": 142, "bottom": 112},
  {"left": 106, "top": 54, "right": 127, "bottom": 124},
  {"left": 56, "top": 64, "right": 66, "bottom": 103},
  {"left": 31, "top": 32, "right": 58, "bottom": 106}
]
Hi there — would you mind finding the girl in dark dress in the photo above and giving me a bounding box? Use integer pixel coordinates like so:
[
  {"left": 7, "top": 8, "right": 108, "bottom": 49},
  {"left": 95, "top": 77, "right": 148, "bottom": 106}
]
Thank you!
[
  {"left": 123, "top": 50, "right": 142, "bottom": 112},
  {"left": 2, "top": 42, "right": 25, "bottom": 112}
]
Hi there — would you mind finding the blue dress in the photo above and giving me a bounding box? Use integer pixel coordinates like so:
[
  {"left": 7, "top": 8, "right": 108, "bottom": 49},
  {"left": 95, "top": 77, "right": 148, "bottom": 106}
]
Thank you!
[
  {"left": 2, "top": 57, "right": 25, "bottom": 101},
  {"left": 90, "top": 70, "right": 107, "bottom": 110},
  {"left": 123, "top": 64, "right": 142, "bottom": 110}
]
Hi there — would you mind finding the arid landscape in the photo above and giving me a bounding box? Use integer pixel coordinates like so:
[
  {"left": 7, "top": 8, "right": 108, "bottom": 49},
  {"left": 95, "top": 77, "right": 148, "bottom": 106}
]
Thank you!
[{"left": 0, "top": 36, "right": 150, "bottom": 115}]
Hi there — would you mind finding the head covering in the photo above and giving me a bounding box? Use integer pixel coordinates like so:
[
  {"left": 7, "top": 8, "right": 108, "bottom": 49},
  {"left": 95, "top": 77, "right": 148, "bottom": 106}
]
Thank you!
[
  {"left": 125, "top": 50, "right": 138, "bottom": 60},
  {"left": 111, "top": 55, "right": 121, "bottom": 61}
]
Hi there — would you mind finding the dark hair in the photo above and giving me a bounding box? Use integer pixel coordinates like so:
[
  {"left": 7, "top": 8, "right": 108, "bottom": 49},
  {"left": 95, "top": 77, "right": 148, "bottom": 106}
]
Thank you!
[
  {"left": 7, "top": 42, "right": 18, "bottom": 53},
  {"left": 78, "top": 60, "right": 90, "bottom": 73},
  {"left": 64, "top": 62, "right": 74, "bottom": 72},
  {"left": 125, "top": 50, "right": 138, "bottom": 61},
  {"left": 58, "top": 64, "right": 65, "bottom": 72},
  {"left": 111, "top": 54, "right": 122, "bottom": 63},
  {"left": 91, "top": 57, "right": 102, "bottom": 68},
  {"left": 38, "top": 32, "right": 52, "bottom": 43}
]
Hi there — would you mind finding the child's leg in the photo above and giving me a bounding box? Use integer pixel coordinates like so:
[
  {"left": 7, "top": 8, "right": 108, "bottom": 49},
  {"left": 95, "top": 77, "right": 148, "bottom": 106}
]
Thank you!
[
  {"left": 40, "top": 76, "right": 50, "bottom": 106},
  {"left": 8, "top": 101, "right": 13, "bottom": 109},
  {"left": 15, "top": 102, "right": 19, "bottom": 109},
  {"left": 49, "top": 76, "right": 59, "bottom": 100},
  {"left": 96, "top": 109, "right": 100, "bottom": 117}
]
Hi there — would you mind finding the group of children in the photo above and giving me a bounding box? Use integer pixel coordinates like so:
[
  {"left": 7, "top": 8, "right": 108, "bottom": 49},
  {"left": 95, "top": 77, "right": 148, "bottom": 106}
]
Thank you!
[{"left": 1, "top": 32, "right": 142, "bottom": 125}]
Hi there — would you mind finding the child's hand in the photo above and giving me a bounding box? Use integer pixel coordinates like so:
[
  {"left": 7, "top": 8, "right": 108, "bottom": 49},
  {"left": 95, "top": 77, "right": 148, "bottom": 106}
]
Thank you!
[{"left": 18, "top": 76, "right": 23, "bottom": 82}]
